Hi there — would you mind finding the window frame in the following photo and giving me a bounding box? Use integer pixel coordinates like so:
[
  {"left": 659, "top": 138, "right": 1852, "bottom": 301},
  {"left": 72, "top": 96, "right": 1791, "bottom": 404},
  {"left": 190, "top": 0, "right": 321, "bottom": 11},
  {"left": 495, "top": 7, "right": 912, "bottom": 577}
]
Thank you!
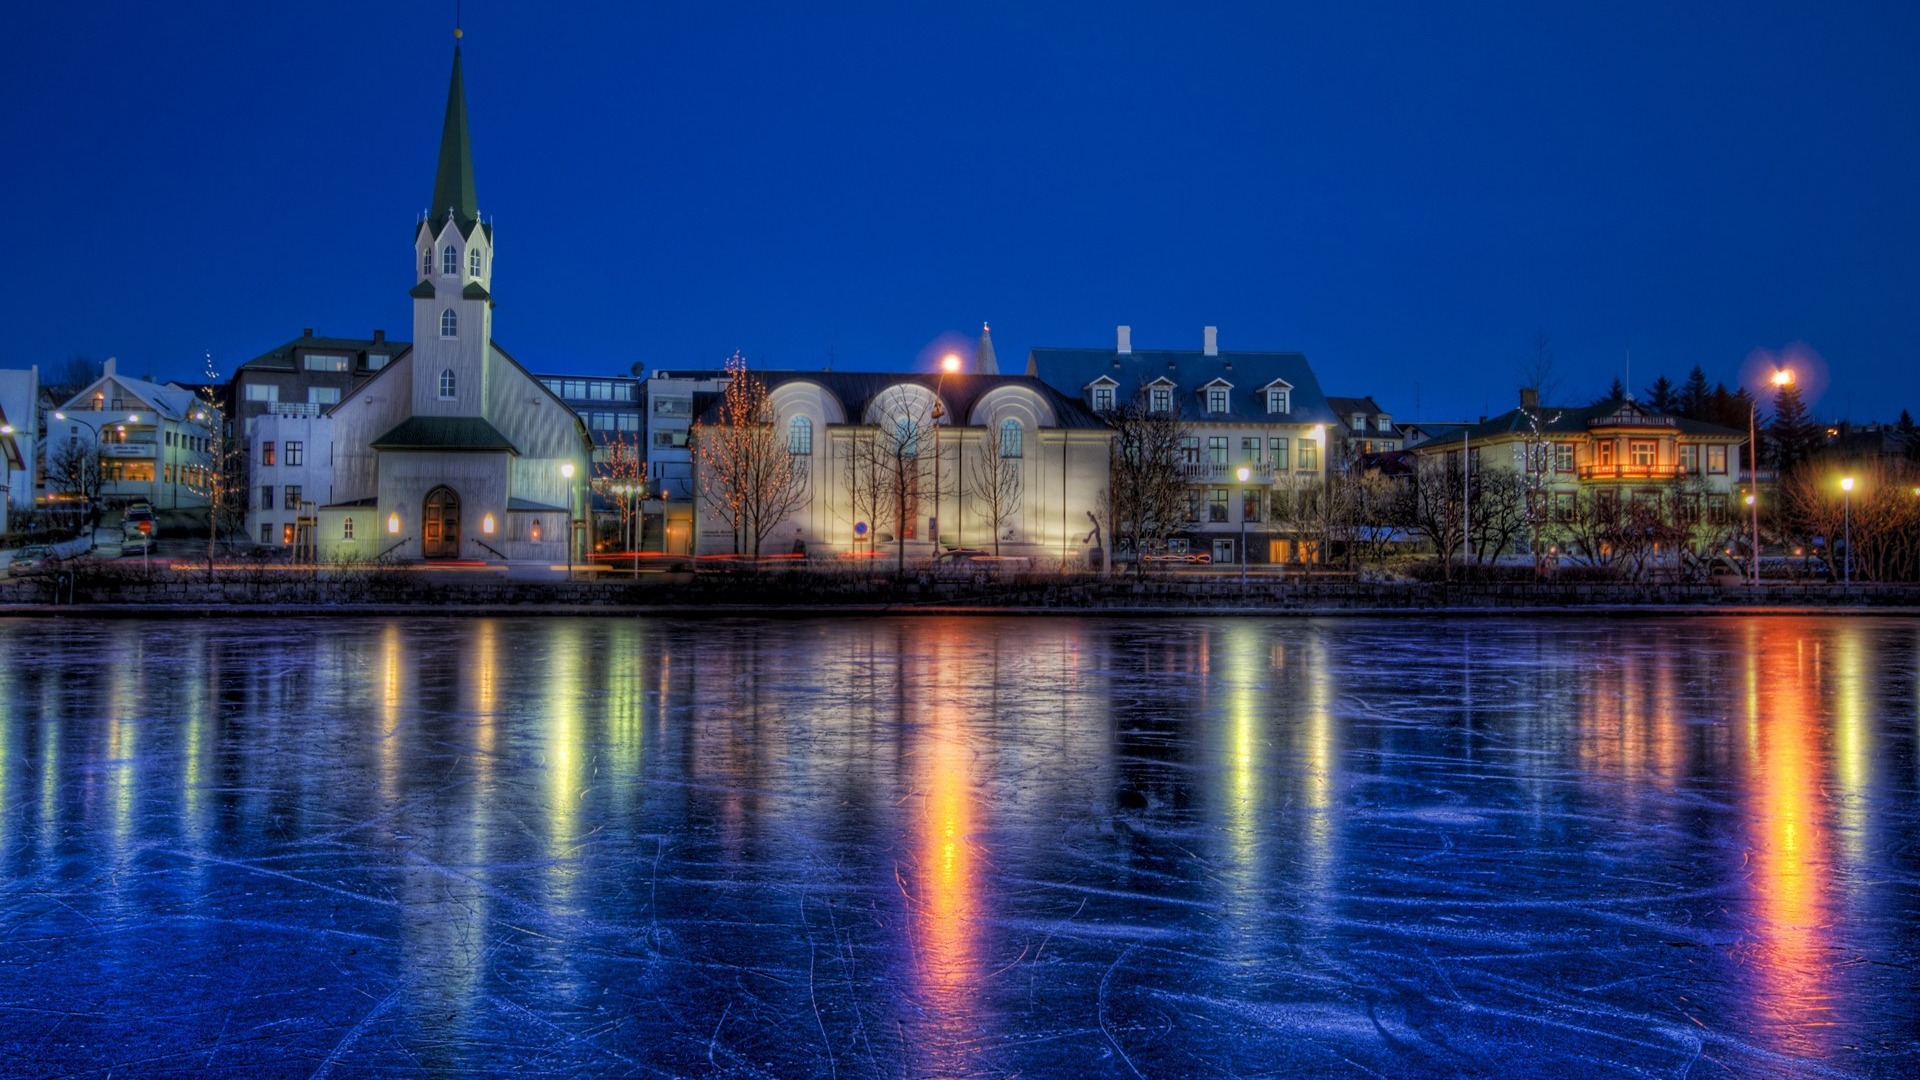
[{"left": 439, "top": 369, "right": 457, "bottom": 400}]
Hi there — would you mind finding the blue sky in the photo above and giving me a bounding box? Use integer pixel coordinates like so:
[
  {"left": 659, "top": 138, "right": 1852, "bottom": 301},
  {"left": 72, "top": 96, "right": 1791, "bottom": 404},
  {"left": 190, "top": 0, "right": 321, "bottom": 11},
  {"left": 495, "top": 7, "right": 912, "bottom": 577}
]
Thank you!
[{"left": 2, "top": 1, "right": 1914, "bottom": 422}]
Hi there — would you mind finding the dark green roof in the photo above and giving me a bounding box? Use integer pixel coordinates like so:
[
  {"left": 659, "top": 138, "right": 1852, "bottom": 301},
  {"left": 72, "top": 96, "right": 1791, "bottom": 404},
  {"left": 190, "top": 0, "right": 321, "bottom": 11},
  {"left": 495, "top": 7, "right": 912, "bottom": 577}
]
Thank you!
[
  {"left": 1452, "top": 401, "right": 1745, "bottom": 442},
  {"left": 408, "top": 280, "right": 436, "bottom": 299},
  {"left": 236, "top": 334, "right": 409, "bottom": 372},
  {"left": 371, "top": 416, "right": 518, "bottom": 453},
  {"left": 429, "top": 46, "right": 478, "bottom": 235},
  {"left": 462, "top": 281, "right": 491, "bottom": 301}
]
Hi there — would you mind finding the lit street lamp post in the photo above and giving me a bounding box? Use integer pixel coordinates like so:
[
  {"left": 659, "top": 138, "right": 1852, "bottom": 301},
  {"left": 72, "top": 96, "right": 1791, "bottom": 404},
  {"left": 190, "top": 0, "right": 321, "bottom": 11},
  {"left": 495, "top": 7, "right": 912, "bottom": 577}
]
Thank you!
[
  {"left": 562, "top": 461, "right": 576, "bottom": 582},
  {"left": 931, "top": 353, "right": 960, "bottom": 552},
  {"left": 1236, "top": 464, "right": 1251, "bottom": 584},
  {"left": 1753, "top": 368, "right": 1793, "bottom": 587},
  {"left": 1840, "top": 475, "right": 1854, "bottom": 587}
]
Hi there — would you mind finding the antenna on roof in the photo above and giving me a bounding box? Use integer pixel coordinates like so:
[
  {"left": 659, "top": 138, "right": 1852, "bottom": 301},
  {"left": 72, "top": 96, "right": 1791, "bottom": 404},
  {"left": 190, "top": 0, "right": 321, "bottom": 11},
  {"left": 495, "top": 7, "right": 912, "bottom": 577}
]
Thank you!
[{"left": 455, "top": 0, "right": 463, "bottom": 39}]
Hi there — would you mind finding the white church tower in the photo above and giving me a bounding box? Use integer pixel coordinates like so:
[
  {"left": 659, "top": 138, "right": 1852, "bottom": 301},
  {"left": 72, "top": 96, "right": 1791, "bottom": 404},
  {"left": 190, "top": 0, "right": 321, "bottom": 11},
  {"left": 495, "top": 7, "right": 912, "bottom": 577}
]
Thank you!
[{"left": 408, "top": 38, "right": 494, "bottom": 418}]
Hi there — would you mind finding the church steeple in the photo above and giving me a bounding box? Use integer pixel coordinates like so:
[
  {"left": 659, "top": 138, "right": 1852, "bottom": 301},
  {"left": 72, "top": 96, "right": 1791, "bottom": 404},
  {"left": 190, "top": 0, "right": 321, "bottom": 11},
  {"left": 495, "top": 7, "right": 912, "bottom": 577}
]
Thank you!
[
  {"left": 977, "top": 321, "right": 999, "bottom": 376},
  {"left": 430, "top": 44, "right": 478, "bottom": 233}
]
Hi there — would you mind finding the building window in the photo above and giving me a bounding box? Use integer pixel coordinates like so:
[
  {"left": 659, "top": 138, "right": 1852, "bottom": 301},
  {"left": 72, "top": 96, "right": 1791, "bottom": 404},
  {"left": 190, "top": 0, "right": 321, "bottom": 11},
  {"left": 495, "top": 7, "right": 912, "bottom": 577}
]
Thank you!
[
  {"left": 1555, "top": 444, "right": 1574, "bottom": 473},
  {"left": 282, "top": 523, "right": 295, "bottom": 545},
  {"left": 259, "top": 485, "right": 273, "bottom": 510},
  {"left": 1297, "top": 438, "right": 1318, "bottom": 471},
  {"left": 1092, "top": 385, "right": 1114, "bottom": 412},
  {"left": 421, "top": 248, "right": 433, "bottom": 276},
  {"left": 442, "top": 244, "right": 458, "bottom": 275},
  {"left": 1553, "top": 491, "right": 1575, "bottom": 522},
  {"left": 1209, "top": 488, "right": 1230, "bottom": 522},
  {"left": 440, "top": 308, "right": 458, "bottom": 338},
  {"left": 1266, "top": 388, "right": 1289, "bottom": 414},
  {"left": 468, "top": 246, "right": 482, "bottom": 278},
  {"left": 244, "top": 384, "right": 278, "bottom": 403},
  {"left": 1179, "top": 436, "right": 1201, "bottom": 465},
  {"left": 285, "top": 441, "right": 303, "bottom": 466},
  {"left": 1207, "top": 387, "right": 1229, "bottom": 413},
  {"left": 1707, "top": 445, "right": 1727, "bottom": 474},
  {"left": 1185, "top": 490, "right": 1203, "bottom": 522},
  {"left": 1208, "top": 436, "right": 1228, "bottom": 467},
  {"left": 1242, "top": 489, "right": 1262, "bottom": 523},
  {"left": 1000, "top": 419, "right": 1023, "bottom": 458},
  {"left": 1598, "top": 441, "right": 1616, "bottom": 468},
  {"left": 1241, "top": 437, "right": 1260, "bottom": 463},
  {"left": 262, "top": 441, "right": 275, "bottom": 466},
  {"left": 261, "top": 523, "right": 272, "bottom": 545},
  {"left": 789, "top": 416, "right": 813, "bottom": 455},
  {"left": 310, "top": 387, "right": 341, "bottom": 406},
  {"left": 1680, "top": 445, "right": 1699, "bottom": 473},
  {"left": 1270, "top": 438, "right": 1289, "bottom": 470},
  {"left": 304, "top": 353, "right": 350, "bottom": 372},
  {"left": 284, "top": 486, "right": 302, "bottom": 510},
  {"left": 1150, "top": 387, "right": 1172, "bottom": 413},
  {"left": 368, "top": 353, "right": 390, "bottom": 371},
  {"left": 1629, "top": 440, "right": 1657, "bottom": 468},
  {"left": 343, "top": 517, "right": 355, "bottom": 540},
  {"left": 1706, "top": 494, "right": 1728, "bottom": 523},
  {"left": 439, "top": 369, "right": 457, "bottom": 399}
]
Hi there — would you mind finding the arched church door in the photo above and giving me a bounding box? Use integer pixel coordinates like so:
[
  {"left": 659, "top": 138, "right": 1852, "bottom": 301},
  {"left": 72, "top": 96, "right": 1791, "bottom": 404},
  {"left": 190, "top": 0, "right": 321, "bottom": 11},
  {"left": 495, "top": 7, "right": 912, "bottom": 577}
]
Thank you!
[{"left": 423, "top": 487, "right": 461, "bottom": 558}]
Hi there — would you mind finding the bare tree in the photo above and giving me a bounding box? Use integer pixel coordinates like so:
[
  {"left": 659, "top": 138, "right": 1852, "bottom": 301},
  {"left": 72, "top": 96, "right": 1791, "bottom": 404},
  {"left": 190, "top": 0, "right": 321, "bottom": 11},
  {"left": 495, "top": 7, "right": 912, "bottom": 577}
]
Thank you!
[
  {"left": 1396, "top": 455, "right": 1467, "bottom": 581},
  {"left": 1518, "top": 330, "right": 1562, "bottom": 405},
  {"left": 966, "top": 424, "right": 1022, "bottom": 555},
  {"left": 692, "top": 354, "right": 809, "bottom": 557},
  {"left": 187, "top": 388, "right": 245, "bottom": 579},
  {"left": 45, "top": 435, "right": 102, "bottom": 534},
  {"left": 1335, "top": 466, "right": 1403, "bottom": 569},
  {"left": 1100, "top": 398, "right": 1190, "bottom": 574},
  {"left": 1466, "top": 469, "right": 1529, "bottom": 563},
  {"left": 840, "top": 387, "right": 934, "bottom": 573}
]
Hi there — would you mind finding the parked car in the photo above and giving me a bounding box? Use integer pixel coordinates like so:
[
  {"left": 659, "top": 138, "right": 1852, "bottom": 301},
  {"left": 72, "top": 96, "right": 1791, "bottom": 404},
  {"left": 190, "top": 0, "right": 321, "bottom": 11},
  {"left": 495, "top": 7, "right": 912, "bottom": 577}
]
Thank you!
[{"left": 7, "top": 545, "right": 52, "bottom": 577}]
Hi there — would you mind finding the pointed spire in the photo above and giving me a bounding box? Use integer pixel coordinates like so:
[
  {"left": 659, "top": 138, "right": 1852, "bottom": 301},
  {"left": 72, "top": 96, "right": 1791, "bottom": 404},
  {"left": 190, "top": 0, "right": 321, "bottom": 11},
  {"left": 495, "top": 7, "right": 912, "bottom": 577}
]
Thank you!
[
  {"left": 429, "top": 43, "right": 478, "bottom": 234},
  {"left": 977, "top": 321, "right": 999, "bottom": 376}
]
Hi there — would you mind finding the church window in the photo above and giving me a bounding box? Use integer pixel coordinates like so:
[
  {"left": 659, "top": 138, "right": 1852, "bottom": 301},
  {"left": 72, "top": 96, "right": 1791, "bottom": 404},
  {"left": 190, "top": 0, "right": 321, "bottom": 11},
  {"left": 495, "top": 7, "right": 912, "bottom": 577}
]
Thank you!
[
  {"left": 442, "top": 244, "right": 459, "bottom": 276},
  {"left": 1000, "top": 418, "right": 1024, "bottom": 458},
  {"left": 422, "top": 248, "right": 432, "bottom": 276},
  {"left": 439, "top": 369, "right": 457, "bottom": 399},
  {"left": 440, "top": 308, "right": 458, "bottom": 337},
  {"left": 469, "top": 246, "right": 482, "bottom": 278},
  {"left": 789, "top": 416, "right": 813, "bottom": 455}
]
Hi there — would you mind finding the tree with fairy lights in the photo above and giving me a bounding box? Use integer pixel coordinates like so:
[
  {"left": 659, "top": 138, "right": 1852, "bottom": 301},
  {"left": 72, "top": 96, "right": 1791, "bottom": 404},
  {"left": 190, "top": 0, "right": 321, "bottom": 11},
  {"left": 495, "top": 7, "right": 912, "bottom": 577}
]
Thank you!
[
  {"left": 691, "top": 353, "right": 808, "bottom": 557},
  {"left": 592, "top": 433, "right": 648, "bottom": 557}
]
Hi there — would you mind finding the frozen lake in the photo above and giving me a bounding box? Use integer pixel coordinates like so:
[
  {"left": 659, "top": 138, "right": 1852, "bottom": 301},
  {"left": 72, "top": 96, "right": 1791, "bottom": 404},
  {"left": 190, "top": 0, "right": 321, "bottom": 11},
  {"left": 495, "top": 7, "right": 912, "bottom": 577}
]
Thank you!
[{"left": 0, "top": 614, "right": 1915, "bottom": 1078}]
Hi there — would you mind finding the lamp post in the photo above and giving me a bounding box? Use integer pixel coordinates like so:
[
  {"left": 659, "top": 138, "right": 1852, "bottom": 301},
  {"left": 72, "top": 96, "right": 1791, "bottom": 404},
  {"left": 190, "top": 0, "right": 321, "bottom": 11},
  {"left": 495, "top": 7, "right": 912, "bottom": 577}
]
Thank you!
[
  {"left": 1753, "top": 368, "right": 1793, "bottom": 587},
  {"left": 1840, "top": 475, "right": 1854, "bottom": 586},
  {"left": 931, "top": 353, "right": 960, "bottom": 553},
  {"left": 562, "top": 461, "right": 576, "bottom": 582},
  {"left": 1236, "top": 464, "right": 1251, "bottom": 584}
]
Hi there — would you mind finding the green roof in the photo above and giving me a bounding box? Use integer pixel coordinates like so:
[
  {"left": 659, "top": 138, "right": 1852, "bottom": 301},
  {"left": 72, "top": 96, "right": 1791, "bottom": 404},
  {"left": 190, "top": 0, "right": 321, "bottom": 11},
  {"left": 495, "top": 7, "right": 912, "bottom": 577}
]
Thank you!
[
  {"left": 429, "top": 46, "right": 478, "bottom": 235},
  {"left": 462, "top": 281, "right": 491, "bottom": 301},
  {"left": 408, "top": 280, "right": 436, "bottom": 299},
  {"left": 371, "top": 416, "right": 518, "bottom": 453},
  {"left": 1452, "top": 400, "right": 1745, "bottom": 442}
]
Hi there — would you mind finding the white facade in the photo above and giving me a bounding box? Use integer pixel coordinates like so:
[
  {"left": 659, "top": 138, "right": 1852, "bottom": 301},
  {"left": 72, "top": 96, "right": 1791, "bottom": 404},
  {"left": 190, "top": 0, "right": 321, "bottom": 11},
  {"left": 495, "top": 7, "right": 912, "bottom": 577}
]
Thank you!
[
  {"left": 247, "top": 411, "right": 335, "bottom": 548},
  {"left": 48, "top": 360, "right": 216, "bottom": 512},
  {"left": 0, "top": 366, "right": 38, "bottom": 535}
]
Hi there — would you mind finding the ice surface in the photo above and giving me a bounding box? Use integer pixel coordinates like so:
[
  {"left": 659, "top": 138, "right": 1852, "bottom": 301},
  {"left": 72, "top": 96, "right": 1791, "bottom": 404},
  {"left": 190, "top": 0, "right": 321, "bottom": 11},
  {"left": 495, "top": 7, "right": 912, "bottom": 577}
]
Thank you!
[{"left": 0, "top": 614, "right": 1914, "bottom": 1077}]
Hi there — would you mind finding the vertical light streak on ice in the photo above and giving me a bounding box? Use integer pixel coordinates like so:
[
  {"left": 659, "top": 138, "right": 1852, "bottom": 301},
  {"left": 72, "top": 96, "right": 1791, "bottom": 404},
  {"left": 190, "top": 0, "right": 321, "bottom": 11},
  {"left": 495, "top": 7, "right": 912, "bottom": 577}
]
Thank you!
[
  {"left": 1302, "top": 632, "right": 1335, "bottom": 890},
  {"left": 179, "top": 634, "right": 209, "bottom": 850},
  {"left": 107, "top": 643, "right": 137, "bottom": 864},
  {"left": 0, "top": 658, "right": 10, "bottom": 848},
  {"left": 602, "top": 621, "right": 646, "bottom": 792},
  {"left": 912, "top": 625, "right": 980, "bottom": 1073},
  {"left": 377, "top": 622, "right": 406, "bottom": 805},
  {"left": 1218, "top": 624, "right": 1265, "bottom": 958},
  {"left": 1745, "top": 622, "right": 1835, "bottom": 1056},
  {"left": 1830, "top": 622, "right": 1868, "bottom": 869},
  {"left": 545, "top": 623, "right": 586, "bottom": 900}
]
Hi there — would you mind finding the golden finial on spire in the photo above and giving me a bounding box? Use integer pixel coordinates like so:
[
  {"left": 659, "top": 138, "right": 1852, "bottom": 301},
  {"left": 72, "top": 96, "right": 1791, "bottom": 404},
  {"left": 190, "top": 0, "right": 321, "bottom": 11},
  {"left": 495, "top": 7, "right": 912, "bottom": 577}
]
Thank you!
[{"left": 454, "top": 27, "right": 463, "bottom": 39}]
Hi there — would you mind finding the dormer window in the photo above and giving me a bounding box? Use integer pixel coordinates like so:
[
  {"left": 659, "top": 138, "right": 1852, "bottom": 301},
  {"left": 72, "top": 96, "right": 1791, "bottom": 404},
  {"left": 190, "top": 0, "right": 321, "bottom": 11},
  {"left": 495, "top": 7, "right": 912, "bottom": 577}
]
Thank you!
[
  {"left": 1207, "top": 387, "right": 1229, "bottom": 413},
  {"left": 1352, "top": 413, "right": 1366, "bottom": 432},
  {"left": 1150, "top": 386, "right": 1172, "bottom": 413},
  {"left": 439, "top": 369, "right": 457, "bottom": 399},
  {"left": 468, "top": 246, "right": 482, "bottom": 278},
  {"left": 441, "top": 244, "right": 459, "bottom": 276},
  {"left": 1266, "top": 388, "right": 1290, "bottom": 414},
  {"left": 1092, "top": 385, "right": 1114, "bottom": 412},
  {"left": 1377, "top": 415, "right": 1391, "bottom": 431},
  {"left": 440, "top": 308, "right": 458, "bottom": 337}
]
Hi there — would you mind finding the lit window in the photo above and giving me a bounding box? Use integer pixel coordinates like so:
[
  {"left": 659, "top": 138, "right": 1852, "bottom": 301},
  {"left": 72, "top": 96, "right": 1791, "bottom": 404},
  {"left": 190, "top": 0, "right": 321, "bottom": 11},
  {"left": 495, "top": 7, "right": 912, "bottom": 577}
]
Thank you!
[
  {"left": 1297, "top": 438, "right": 1319, "bottom": 471},
  {"left": 439, "top": 369, "right": 457, "bottom": 399},
  {"left": 1680, "top": 445, "right": 1699, "bottom": 473},
  {"left": 1092, "top": 385, "right": 1114, "bottom": 412},
  {"left": 1555, "top": 444, "right": 1574, "bottom": 472},
  {"left": 262, "top": 441, "right": 275, "bottom": 466},
  {"left": 442, "top": 244, "right": 458, "bottom": 275},
  {"left": 468, "top": 246, "right": 482, "bottom": 278},
  {"left": 1707, "top": 446, "right": 1727, "bottom": 474},
  {"left": 343, "top": 517, "right": 355, "bottom": 540},
  {"left": 1266, "top": 388, "right": 1289, "bottom": 414},
  {"left": 282, "top": 524, "right": 295, "bottom": 545},
  {"left": 1000, "top": 418, "right": 1023, "bottom": 458},
  {"left": 440, "top": 309, "right": 458, "bottom": 338},
  {"left": 788, "top": 416, "right": 813, "bottom": 455},
  {"left": 1629, "top": 440, "right": 1657, "bottom": 468}
]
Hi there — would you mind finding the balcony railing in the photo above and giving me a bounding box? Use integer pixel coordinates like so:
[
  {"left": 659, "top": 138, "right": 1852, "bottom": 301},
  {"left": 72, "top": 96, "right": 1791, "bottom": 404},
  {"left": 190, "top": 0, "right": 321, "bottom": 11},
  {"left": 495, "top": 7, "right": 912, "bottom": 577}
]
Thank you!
[
  {"left": 1578, "top": 463, "right": 1687, "bottom": 480},
  {"left": 1587, "top": 414, "right": 1676, "bottom": 429},
  {"left": 1180, "top": 462, "right": 1277, "bottom": 483}
]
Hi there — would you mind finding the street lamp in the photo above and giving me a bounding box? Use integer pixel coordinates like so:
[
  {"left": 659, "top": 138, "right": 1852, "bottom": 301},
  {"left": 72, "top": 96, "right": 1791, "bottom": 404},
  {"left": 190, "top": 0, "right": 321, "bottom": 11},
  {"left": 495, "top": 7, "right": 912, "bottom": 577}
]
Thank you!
[
  {"left": 1840, "top": 475, "right": 1854, "bottom": 586},
  {"left": 1236, "top": 464, "right": 1251, "bottom": 583},
  {"left": 931, "top": 353, "right": 960, "bottom": 552},
  {"left": 1750, "top": 368, "right": 1793, "bottom": 586},
  {"left": 562, "top": 461, "right": 576, "bottom": 581}
]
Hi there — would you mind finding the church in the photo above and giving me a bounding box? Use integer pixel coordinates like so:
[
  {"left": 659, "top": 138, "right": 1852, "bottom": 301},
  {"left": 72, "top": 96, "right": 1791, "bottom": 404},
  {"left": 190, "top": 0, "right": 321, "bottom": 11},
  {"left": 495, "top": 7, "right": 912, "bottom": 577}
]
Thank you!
[{"left": 311, "top": 37, "right": 592, "bottom": 563}]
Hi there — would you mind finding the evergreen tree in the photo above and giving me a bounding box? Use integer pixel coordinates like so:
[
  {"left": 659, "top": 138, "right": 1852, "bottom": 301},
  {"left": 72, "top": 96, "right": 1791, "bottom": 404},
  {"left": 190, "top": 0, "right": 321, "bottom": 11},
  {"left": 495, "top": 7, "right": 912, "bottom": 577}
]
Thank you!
[
  {"left": 1898, "top": 409, "right": 1920, "bottom": 462},
  {"left": 1768, "top": 381, "right": 1820, "bottom": 472},
  {"left": 1592, "top": 377, "right": 1627, "bottom": 407},
  {"left": 1644, "top": 375, "right": 1678, "bottom": 414},
  {"left": 1678, "top": 365, "right": 1711, "bottom": 419}
]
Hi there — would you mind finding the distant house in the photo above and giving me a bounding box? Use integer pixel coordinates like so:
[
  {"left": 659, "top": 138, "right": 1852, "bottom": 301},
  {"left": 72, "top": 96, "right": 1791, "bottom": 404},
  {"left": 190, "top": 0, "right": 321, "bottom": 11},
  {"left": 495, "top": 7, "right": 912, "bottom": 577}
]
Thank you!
[
  {"left": 1325, "top": 395, "right": 1404, "bottom": 464},
  {"left": 47, "top": 359, "right": 218, "bottom": 512},
  {"left": 0, "top": 367, "right": 38, "bottom": 535},
  {"left": 1029, "top": 326, "right": 1339, "bottom": 565}
]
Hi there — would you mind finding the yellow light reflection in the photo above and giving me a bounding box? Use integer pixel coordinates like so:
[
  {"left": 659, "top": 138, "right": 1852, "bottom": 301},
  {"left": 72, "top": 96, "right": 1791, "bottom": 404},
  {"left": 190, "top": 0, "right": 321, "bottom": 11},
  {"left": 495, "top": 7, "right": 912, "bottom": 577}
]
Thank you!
[
  {"left": 1830, "top": 623, "right": 1868, "bottom": 867},
  {"left": 909, "top": 624, "right": 981, "bottom": 1073},
  {"left": 545, "top": 624, "right": 586, "bottom": 899},
  {"left": 377, "top": 623, "right": 404, "bottom": 805}
]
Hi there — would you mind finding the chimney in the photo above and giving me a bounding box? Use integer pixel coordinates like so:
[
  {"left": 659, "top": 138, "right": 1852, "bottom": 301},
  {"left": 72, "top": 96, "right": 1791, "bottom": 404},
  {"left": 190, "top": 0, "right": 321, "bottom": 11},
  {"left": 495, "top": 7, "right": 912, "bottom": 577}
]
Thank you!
[
  {"left": 1116, "top": 325, "right": 1132, "bottom": 355},
  {"left": 1203, "top": 326, "right": 1218, "bottom": 357},
  {"left": 302, "top": 327, "right": 314, "bottom": 338},
  {"left": 104, "top": 356, "right": 117, "bottom": 378},
  {"left": 1520, "top": 387, "right": 1539, "bottom": 411},
  {"left": 373, "top": 329, "right": 386, "bottom": 343}
]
